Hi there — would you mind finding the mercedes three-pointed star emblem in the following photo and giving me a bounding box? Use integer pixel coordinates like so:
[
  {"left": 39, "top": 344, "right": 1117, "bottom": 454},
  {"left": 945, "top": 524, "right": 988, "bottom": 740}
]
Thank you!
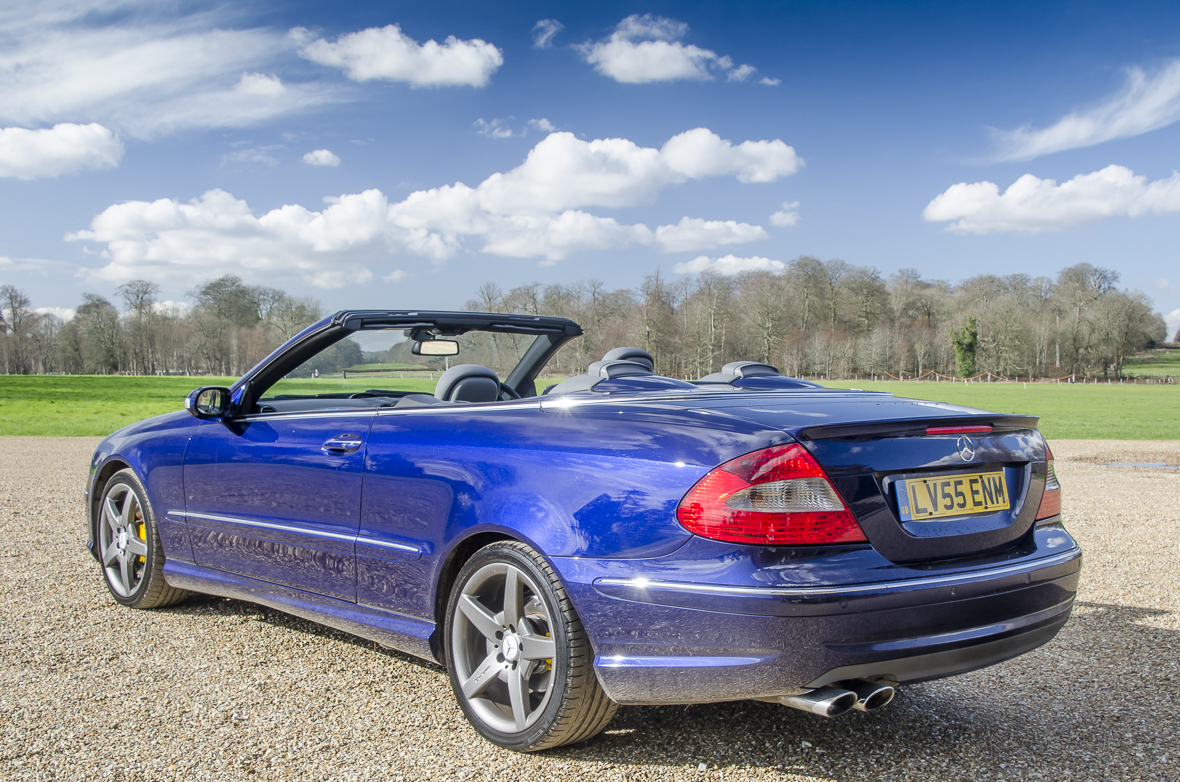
[{"left": 957, "top": 436, "right": 976, "bottom": 462}]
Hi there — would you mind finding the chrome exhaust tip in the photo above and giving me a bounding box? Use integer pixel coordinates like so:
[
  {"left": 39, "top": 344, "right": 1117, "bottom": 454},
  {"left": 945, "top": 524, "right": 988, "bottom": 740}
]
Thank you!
[
  {"left": 777, "top": 686, "right": 858, "bottom": 718},
  {"left": 845, "top": 679, "right": 896, "bottom": 712}
]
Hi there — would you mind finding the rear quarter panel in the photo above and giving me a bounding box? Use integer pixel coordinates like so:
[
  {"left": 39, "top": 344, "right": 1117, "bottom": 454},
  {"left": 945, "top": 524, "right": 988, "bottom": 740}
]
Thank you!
[{"left": 356, "top": 402, "right": 791, "bottom": 621}]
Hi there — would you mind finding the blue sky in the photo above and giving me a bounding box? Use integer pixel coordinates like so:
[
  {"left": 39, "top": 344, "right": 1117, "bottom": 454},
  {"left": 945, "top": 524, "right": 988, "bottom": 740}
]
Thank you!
[{"left": 1, "top": 0, "right": 1178, "bottom": 334}]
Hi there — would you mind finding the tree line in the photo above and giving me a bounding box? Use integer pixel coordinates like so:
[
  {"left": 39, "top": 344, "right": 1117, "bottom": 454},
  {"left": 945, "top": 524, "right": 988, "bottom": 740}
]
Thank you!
[
  {"left": 467, "top": 260, "right": 1167, "bottom": 381},
  {"left": 0, "top": 277, "right": 320, "bottom": 377},
  {"left": 0, "top": 259, "right": 1169, "bottom": 380}
]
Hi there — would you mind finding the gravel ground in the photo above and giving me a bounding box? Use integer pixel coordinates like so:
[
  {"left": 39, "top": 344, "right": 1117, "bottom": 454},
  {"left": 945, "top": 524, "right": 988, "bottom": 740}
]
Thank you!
[{"left": 1, "top": 436, "right": 1177, "bottom": 782}]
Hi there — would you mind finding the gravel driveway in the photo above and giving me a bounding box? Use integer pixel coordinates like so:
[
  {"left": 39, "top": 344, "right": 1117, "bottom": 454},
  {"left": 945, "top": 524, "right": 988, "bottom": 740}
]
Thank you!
[{"left": 1, "top": 437, "right": 1177, "bottom": 782}]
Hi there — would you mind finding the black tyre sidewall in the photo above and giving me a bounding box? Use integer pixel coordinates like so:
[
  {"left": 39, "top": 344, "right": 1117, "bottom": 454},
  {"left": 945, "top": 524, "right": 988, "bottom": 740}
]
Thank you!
[
  {"left": 444, "top": 543, "right": 573, "bottom": 751},
  {"left": 98, "top": 470, "right": 162, "bottom": 608}
]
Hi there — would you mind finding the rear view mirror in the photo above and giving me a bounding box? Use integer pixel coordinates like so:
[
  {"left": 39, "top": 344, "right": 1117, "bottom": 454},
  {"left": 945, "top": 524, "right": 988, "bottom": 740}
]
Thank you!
[
  {"left": 185, "top": 386, "right": 232, "bottom": 419},
  {"left": 412, "top": 339, "right": 459, "bottom": 356}
]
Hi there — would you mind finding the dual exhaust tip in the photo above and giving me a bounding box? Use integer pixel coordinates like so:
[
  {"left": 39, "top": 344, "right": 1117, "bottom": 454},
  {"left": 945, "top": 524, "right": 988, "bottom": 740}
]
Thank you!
[{"left": 777, "top": 680, "right": 895, "bottom": 717}]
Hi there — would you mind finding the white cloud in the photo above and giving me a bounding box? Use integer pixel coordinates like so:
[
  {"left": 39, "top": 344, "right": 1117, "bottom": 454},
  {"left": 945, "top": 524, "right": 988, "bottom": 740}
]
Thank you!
[
  {"left": 475, "top": 117, "right": 557, "bottom": 138},
  {"left": 0, "top": 4, "right": 337, "bottom": 138},
  {"left": 70, "top": 127, "right": 794, "bottom": 284},
  {"left": 68, "top": 189, "right": 381, "bottom": 289},
  {"left": 1154, "top": 278, "right": 1176, "bottom": 293},
  {"left": 236, "top": 72, "right": 286, "bottom": 98},
  {"left": 653, "top": 217, "right": 767, "bottom": 253},
  {"left": 770, "top": 201, "right": 800, "bottom": 227},
  {"left": 1166, "top": 308, "right": 1180, "bottom": 340},
  {"left": 224, "top": 146, "right": 282, "bottom": 167},
  {"left": 479, "top": 211, "right": 653, "bottom": 259},
  {"left": 993, "top": 60, "right": 1180, "bottom": 161},
  {"left": 34, "top": 306, "right": 75, "bottom": 322},
  {"left": 303, "top": 148, "right": 340, "bottom": 166},
  {"left": 0, "top": 255, "right": 67, "bottom": 274},
  {"left": 383, "top": 270, "right": 407, "bottom": 282},
  {"left": 579, "top": 14, "right": 765, "bottom": 84},
  {"left": 297, "top": 24, "right": 503, "bottom": 87},
  {"left": 474, "top": 118, "right": 518, "bottom": 139},
  {"left": 759, "top": 76, "right": 781, "bottom": 87},
  {"left": 727, "top": 64, "right": 756, "bottom": 82},
  {"left": 153, "top": 300, "right": 190, "bottom": 317},
  {"left": 532, "top": 19, "right": 563, "bottom": 49},
  {"left": 0, "top": 122, "right": 122, "bottom": 179},
  {"left": 923, "top": 164, "right": 1180, "bottom": 234},
  {"left": 659, "top": 128, "right": 801, "bottom": 183},
  {"left": 473, "top": 128, "right": 800, "bottom": 215},
  {"left": 673, "top": 254, "right": 786, "bottom": 275}
]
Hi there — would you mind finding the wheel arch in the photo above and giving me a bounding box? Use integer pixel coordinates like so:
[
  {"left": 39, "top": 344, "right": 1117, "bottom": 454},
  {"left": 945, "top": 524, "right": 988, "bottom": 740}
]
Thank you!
[
  {"left": 431, "top": 528, "right": 530, "bottom": 661},
  {"left": 89, "top": 457, "right": 134, "bottom": 552}
]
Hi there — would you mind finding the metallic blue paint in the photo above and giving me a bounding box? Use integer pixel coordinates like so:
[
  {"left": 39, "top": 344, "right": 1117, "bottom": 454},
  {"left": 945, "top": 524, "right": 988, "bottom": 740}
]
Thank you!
[
  {"left": 183, "top": 415, "right": 374, "bottom": 601},
  {"left": 85, "top": 314, "right": 1082, "bottom": 708}
]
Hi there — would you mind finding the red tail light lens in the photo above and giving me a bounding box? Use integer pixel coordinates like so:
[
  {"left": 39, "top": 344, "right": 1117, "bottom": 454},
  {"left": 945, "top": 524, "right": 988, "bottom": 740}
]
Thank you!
[
  {"left": 1035, "top": 442, "right": 1062, "bottom": 520},
  {"left": 677, "top": 444, "right": 867, "bottom": 545}
]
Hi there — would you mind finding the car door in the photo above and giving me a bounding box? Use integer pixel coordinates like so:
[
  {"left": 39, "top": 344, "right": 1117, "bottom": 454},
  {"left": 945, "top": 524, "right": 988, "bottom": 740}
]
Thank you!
[{"left": 183, "top": 412, "right": 374, "bottom": 601}]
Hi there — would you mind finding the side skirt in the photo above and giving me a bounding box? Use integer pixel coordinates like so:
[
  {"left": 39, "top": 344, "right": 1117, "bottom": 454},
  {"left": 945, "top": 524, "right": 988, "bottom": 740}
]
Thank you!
[{"left": 163, "top": 560, "right": 437, "bottom": 662}]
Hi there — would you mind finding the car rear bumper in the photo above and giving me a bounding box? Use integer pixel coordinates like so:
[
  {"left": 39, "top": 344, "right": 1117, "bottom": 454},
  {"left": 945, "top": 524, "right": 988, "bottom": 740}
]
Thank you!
[{"left": 552, "top": 525, "right": 1081, "bottom": 705}]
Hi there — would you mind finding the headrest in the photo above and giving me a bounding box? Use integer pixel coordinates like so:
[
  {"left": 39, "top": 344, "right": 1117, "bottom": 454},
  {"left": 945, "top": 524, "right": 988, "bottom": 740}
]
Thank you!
[
  {"left": 587, "top": 360, "right": 654, "bottom": 379},
  {"left": 543, "top": 359, "right": 655, "bottom": 395},
  {"left": 600, "top": 347, "right": 655, "bottom": 371},
  {"left": 696, "top": 361, "right": 783, "bottom": 384},
  {"left": 434, "top": 364, "right": 501, "bottom": 403},
  {"left": 720, "top": 361, "right": 781, "bottom": 378}
]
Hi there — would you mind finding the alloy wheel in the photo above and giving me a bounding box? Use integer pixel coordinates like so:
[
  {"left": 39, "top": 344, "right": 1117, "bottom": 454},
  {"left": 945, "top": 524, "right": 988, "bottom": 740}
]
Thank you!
[
  {"left": 450, "top": 562, "right": 558, "bottom": 733},
  {"left": 98, "top": 482, "right": 148, "bottom": 598}
]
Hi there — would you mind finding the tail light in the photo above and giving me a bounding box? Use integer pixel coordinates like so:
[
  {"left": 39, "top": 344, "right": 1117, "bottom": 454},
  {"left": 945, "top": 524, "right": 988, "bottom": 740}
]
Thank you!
[
  {"left": 677, "top": 444, "right": 867, "bottom": 545},
  {"left": 1035, "top": 442, "right": 1062, "bottom": 520}
]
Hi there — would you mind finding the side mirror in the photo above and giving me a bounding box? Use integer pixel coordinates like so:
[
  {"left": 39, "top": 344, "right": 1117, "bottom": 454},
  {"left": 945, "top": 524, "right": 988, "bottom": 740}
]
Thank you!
[
  {"left": 412, "top": 339, "right": 459, "bottom": 356},
  {"left": 185, "top": 386, "right": 232, "bottom": 420}
]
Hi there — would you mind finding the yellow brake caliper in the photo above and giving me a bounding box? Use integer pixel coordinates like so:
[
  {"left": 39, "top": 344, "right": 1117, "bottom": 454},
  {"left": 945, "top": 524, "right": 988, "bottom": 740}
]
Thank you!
[{"left": 135, "top": 508, "right": 147, "bottom": 563}]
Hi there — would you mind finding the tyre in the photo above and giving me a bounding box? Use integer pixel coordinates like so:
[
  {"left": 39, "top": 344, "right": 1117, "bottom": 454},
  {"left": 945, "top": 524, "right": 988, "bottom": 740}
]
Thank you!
[
  {"left": 95, "top": 469, "right": 190, "bottom": 609},
  {"left": 444, "top": 541, "right": 617, "bottom": 751}
]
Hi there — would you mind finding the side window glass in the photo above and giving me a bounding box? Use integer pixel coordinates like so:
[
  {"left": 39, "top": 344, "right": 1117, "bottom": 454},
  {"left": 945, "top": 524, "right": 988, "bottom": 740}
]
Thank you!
[{"left": 258, "top": 329, "right": 444, "bottom": 413}]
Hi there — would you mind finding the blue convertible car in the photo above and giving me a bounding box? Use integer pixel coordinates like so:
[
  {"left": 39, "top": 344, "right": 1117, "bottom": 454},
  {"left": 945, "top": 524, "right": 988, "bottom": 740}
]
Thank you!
[{"left": 86, "top": 310, "right": 1080, "bottom": 751}]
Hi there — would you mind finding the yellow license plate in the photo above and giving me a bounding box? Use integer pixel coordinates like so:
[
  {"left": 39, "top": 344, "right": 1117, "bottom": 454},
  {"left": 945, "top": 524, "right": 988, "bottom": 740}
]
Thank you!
[{"left": 897, "top": 471, "right": 1009, "bottom": 521}]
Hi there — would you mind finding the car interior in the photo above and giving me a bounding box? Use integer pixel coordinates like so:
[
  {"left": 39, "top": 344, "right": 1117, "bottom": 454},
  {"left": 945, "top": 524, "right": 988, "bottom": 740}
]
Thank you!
[{"left": 245, "top": 307, "right": 824, "bottom": 417}]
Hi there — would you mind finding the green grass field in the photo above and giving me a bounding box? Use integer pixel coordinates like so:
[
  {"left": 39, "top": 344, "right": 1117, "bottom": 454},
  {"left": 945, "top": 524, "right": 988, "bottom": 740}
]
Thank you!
[
  {"left": 0, "top": 375, "right": 233, "bottom": 437},
  {"left": 0, "top": 374, "right": 1175, "bottom": 439},
  {"left": 0, "top": 374, "right": 433, "bottom": 437},
  {"left": 1122, "top": 349, "right": 1180, "bottom": 378},
  {"left": 822, "top": 380, "right": 1178, "bottom": 440}
]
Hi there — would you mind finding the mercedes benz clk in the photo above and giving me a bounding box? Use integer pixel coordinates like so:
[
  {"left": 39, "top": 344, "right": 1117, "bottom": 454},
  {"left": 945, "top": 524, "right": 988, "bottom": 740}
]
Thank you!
[{"left": 86, "top": 310, "right": 1081, "bottom": 751}]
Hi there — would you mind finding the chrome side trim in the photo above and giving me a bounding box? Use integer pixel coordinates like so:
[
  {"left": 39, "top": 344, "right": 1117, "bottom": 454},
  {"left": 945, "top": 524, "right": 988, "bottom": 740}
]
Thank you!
[
  {"left": 378, "top": 400, "right": 543, "bottom": 416},
  {"left": 595, "top": 547, "right": 1081, "bottom": 598},
  {"left": 232, "top": 410, "right": 380, "bottom": 423},
  {"left": 173, "top": 510, "right": 421, "bottom": 554}
]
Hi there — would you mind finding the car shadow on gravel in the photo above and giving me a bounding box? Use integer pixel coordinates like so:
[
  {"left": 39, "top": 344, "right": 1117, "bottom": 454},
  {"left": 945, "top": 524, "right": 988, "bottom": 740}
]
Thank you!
[
  {"left": 160, "top": 592, "right": 446, "bottom": 673},
  {"left": 158, "top": 593, "right": 1177, "bottom": 780}
]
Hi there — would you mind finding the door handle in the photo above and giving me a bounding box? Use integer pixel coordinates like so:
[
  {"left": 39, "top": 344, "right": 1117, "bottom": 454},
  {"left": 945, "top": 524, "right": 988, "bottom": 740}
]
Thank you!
[{"left": 322, "top": 434, "right": 363, "bottom": 454}]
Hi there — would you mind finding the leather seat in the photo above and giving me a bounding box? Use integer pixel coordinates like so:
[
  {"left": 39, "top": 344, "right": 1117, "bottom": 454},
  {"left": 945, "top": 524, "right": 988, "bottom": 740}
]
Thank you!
[{"left": 434, "top": 364, "right": 501, "bottom": 403}]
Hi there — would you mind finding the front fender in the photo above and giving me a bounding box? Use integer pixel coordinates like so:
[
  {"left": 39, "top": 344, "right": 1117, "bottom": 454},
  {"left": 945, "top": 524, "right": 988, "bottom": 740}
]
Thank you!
[{"left": 86, "top": 411, "right": 198, "bottom": 563}]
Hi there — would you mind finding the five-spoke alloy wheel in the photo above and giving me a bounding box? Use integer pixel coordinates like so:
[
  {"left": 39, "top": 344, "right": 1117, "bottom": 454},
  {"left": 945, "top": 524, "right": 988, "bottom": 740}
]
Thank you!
[
  {"left": 96, "top": 469, "right": 189, "bottom": 609},
  {"left": 445, "top": 541, "right": 616, "bottom": 751}
]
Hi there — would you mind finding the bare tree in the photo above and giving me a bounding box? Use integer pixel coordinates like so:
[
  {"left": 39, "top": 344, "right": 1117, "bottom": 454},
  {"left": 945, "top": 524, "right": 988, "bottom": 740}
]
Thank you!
[{"left": 0, "top": 285, "right": 38, "bottom": 374}]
